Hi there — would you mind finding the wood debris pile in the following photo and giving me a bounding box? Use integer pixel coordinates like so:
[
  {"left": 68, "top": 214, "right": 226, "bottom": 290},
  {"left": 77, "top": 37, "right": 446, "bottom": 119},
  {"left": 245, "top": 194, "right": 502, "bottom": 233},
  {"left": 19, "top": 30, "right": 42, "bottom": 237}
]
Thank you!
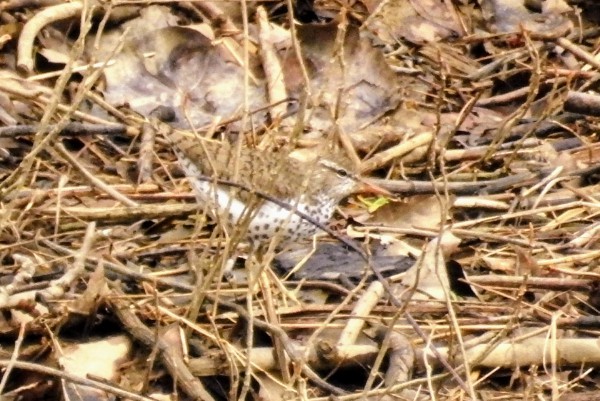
[{"left": 1, "top": 0, "right": 600, "bottom": 400}]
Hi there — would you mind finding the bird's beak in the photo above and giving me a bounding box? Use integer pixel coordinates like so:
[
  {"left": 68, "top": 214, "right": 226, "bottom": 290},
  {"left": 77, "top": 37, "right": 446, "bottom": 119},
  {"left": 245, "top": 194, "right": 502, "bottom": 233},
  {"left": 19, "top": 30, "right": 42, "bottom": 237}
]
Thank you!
[{"left": 356, "top": 178, "right": 393, "bottom": 197}]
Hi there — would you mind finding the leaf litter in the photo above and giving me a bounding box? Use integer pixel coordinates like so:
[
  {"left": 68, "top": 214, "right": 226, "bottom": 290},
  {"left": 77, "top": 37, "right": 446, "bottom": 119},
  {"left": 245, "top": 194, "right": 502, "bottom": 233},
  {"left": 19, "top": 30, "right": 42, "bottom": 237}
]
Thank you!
[{"left": 0, "top": 0, "right": 600, "bottom": 400}]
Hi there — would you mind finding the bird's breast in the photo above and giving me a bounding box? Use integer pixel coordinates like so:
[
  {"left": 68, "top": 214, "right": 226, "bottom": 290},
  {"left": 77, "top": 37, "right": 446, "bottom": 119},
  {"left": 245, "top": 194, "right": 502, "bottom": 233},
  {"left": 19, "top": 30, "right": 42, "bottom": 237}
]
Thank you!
[{"left": 178, "top": 153, "right": 337, "bottom": 243}]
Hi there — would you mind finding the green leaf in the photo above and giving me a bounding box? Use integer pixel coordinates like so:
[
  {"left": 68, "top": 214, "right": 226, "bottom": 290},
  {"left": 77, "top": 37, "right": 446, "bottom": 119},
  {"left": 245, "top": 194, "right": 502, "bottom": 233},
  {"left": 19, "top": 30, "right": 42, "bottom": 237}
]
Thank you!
[{"left": 357, "top": 195, "right": 389, "bottom": 213}]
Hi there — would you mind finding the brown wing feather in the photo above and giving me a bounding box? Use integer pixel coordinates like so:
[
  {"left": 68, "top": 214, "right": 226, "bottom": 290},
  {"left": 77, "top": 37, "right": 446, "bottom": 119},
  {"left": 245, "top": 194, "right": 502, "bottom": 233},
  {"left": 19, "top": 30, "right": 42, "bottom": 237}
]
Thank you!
[{"left": 168, "top": 131, "right": 317, "bottom": 201}]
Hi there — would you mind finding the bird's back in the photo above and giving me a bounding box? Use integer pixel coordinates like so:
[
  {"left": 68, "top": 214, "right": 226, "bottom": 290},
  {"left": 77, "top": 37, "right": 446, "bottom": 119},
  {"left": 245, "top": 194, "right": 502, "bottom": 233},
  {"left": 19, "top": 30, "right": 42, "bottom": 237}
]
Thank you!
[{"left": 168, "top": 131, "right": 320, "bottom": 202}]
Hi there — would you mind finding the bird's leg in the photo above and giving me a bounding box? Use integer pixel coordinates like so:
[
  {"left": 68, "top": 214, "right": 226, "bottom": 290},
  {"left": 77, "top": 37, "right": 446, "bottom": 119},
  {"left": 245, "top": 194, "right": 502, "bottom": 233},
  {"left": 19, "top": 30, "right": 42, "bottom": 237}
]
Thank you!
[{"left": 218, "top": 198, "right": 261, "bottom": 286}]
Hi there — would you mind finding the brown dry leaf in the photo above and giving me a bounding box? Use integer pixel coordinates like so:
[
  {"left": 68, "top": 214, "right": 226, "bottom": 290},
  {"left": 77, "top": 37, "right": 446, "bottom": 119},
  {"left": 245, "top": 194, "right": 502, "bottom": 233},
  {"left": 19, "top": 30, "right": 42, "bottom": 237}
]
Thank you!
[
  {"left": 355, "top": 107, "right": 506, "bottom": 169},
  {"left": 543, "top": 0, "right": 572, "bottom": 13},
  {"left": 284, "top": 24, "right": 400, "bottom": 132},
  {"left": 367, "top": 195, "right": 452, "bottom": 230},
  {"left": 349, "top": 124, "right": 408, "bottom": 153},
  {"left": 401, "top": 232, "right": 460, "bottom": 300},
  {"left": 362, "top": 0, "right": 463, "bottom": 46},
  {"left": 97, "top": 7, "right": 400, "bottom": 134},
  {"left": 156, "top": 222, "right": 197, "bottom": 244},
  {"left": 37, "top": 48, "right": 72, "bottom": 65},
  {"left": 419, "top": 42, "right": 483, "bottom": 79},
  {"left": 349, "top": 109, "right": 425, "bottom": 151},
  {"left": 0, "top": 91, "right": 18, "bottom": 125},
  {"left": 59, "top": 336, "right": 132, "bottom": 378},
  {"left": 255, "top": 372, "right": 287, "bottom": 401},
  {"left": 0, "top": 69, "right": 52, "bottom": 111},
  {"left": 36, "top": 26, "right": 75, "bottom": 66},
  {"left": 96, "top": 6, "right": 266, "bottom": 130},
  {"left": 59, "top": 335, "right": 132, "bottom": 401},
  {"left": 481, "top": 0, "right": 572, "bottom": 34},
  {"left": 481, "top": 256, "right": 516, "bottom": 273}
]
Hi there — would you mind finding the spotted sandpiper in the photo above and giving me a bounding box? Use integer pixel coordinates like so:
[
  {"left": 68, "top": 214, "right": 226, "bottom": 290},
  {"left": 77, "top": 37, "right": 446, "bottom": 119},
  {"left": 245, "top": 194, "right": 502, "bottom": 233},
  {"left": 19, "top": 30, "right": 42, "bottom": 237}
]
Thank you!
[{"left": 167, "top": 131, "right": 389, "bottom": 245}]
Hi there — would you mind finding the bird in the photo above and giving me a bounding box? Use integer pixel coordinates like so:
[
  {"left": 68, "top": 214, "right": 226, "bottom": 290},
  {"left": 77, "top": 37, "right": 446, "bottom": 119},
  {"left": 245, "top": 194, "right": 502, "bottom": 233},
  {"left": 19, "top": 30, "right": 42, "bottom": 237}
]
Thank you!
[{"left": 166, "top": 131, "right": 389, "bottom": 245}]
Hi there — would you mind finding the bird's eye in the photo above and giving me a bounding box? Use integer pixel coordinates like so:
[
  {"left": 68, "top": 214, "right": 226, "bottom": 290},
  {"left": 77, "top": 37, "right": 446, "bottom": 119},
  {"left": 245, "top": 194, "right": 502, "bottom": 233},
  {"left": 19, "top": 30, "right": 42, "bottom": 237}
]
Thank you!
[{"left": 336, "top": 168, "right": 348, "bottom": 177}]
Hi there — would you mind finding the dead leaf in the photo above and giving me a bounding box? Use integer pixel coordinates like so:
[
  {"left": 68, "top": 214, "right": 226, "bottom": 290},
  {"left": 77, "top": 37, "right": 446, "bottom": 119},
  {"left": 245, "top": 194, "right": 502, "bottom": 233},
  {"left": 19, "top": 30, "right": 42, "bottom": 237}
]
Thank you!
[
  {"left": 367, "top": 195, "right": 452, "bottom": 230},
  {"left": 401, "top": 232, "right": 460, "bottom": 300}
]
